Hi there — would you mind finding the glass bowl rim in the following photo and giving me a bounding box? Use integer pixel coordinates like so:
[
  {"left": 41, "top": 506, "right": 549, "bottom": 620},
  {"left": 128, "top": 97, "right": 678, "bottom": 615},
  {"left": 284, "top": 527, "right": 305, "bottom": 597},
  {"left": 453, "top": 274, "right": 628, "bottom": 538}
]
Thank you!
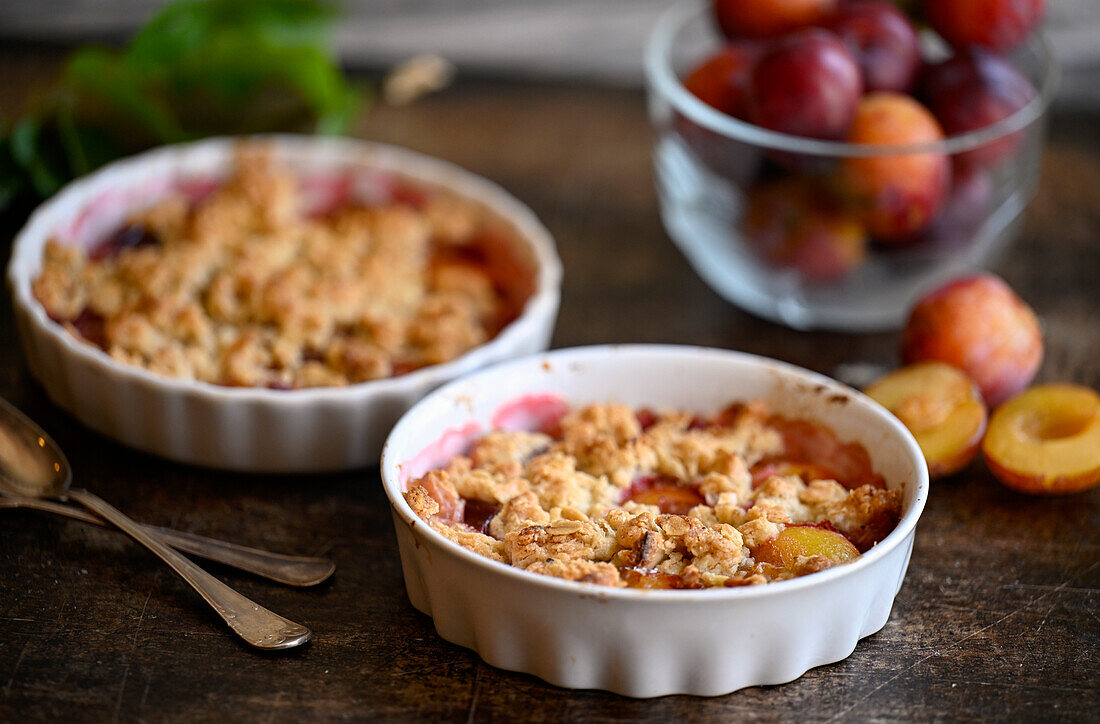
[{"left": 644, "top": 0, "right": 1059, "bottom": 158}]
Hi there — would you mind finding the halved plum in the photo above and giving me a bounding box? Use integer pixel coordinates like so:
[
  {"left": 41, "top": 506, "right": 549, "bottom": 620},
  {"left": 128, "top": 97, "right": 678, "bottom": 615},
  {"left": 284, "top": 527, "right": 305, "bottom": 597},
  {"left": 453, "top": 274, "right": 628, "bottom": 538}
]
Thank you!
[
  {"left": 864, "top": 362, "right": 987, "bottom": 480},
  {"left": 982, "top": 384, "right": 1100, "bottom": 495}
]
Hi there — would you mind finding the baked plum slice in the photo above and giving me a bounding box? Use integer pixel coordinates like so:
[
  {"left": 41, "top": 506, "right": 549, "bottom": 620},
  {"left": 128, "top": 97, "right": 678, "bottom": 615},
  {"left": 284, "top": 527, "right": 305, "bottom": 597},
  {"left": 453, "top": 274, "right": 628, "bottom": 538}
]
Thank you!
[
  {"left": 622, "top": 475, "right": 705, "bottom": 515},
  {"left": 753, "top": 524, "right": 860, "bottom": 574}
]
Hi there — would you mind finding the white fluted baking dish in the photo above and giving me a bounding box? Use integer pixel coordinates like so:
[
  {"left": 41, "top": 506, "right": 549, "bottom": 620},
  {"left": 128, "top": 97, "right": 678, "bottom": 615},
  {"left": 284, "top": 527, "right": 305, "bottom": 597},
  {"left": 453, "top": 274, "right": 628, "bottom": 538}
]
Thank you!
[
  {"left": 381, "top": 345, "right": 928, "bottom": 697},
  {"left": 7, "top": 136, "right": 561, "bottom": 472}
]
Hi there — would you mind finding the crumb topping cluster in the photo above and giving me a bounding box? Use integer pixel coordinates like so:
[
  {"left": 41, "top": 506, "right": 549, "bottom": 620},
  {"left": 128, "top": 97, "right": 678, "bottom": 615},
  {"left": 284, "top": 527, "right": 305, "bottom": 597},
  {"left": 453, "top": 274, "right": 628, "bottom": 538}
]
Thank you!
[
  {"left": 405, "top": 402, "right": 903, "bottom": 589},
  {"left": 33, "top": 149, "right": 531, "bottom": 389}
]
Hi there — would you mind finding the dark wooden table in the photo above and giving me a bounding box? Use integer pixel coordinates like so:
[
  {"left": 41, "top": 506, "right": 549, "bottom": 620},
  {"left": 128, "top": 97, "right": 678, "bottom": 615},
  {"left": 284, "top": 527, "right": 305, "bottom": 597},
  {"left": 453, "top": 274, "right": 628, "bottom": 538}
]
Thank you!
[{"left": 1, "top": 70, "right": 1098, "bottom": 721}]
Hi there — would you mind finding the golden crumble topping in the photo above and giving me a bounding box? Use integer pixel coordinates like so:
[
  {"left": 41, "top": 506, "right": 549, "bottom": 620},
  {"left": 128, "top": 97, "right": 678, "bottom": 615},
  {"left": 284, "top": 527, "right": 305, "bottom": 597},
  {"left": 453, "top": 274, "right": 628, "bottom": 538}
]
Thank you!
[
  {"left": 33, "top": 148, "right": 534, "bottom": 389},
  {"left": 405, "top": 401, "right": 903, "bottom": 589}
]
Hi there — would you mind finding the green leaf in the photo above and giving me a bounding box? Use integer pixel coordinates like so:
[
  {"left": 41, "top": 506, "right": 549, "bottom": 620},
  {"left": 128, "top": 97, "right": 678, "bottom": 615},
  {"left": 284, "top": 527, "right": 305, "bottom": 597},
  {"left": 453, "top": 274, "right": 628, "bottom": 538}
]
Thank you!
[
  {"left": 9, "top": 118, "right": 68, "bottom": 197},
  {"left": 162, "top": 34, "right": 363, "bottom": 131},
  {"left": 64, "top": 47, "right": 191, "bottom": 144},
  {"left": 2, "top": 0, "right": 366, "bottom": 228},
  {"left": 55, "top": 100, "right": 125, "bottom": 177},
  {"left": 0, "top": 126, "right": 32, "bottom": 213},
  {"left": 55, "top": 101, "right": 91, "bottom": 176},
  {"left": 65, "top": 0, "right": 362, "bottom": 141},
  {"left": 127, "top": 0, "right": 337, "bottom": 69}
]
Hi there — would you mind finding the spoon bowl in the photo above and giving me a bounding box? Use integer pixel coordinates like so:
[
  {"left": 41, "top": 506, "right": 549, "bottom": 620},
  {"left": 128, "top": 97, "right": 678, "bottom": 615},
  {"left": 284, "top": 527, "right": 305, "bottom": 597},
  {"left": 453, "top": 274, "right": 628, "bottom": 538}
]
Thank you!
[{"left": 0, "top": 398, "right": 70, "bottom": 499}]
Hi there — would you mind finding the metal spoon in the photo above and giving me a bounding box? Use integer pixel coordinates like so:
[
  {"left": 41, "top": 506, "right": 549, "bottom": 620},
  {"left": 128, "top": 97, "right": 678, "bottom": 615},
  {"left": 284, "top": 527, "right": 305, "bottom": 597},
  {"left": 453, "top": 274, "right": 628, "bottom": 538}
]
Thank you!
[
  {"left": 0, "top": 494, "right": 335, "bottom": 586},
  {"left": 0, "top": 397, "right": 311, "bottom": 650}
]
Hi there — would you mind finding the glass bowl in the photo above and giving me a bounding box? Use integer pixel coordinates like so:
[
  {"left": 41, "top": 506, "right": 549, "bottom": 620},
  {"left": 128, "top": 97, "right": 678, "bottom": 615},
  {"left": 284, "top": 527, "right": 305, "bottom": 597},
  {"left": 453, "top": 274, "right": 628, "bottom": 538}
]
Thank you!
[{"left": 644, "top": 0, "right": 1057, "bottom": 331}]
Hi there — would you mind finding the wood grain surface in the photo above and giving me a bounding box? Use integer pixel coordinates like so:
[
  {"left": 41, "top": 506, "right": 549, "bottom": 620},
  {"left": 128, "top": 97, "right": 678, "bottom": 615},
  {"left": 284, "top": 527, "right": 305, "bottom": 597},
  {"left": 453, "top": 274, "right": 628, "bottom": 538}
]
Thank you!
[{"left": 0, "top": 62, "right": 1098, "bottom": 721}]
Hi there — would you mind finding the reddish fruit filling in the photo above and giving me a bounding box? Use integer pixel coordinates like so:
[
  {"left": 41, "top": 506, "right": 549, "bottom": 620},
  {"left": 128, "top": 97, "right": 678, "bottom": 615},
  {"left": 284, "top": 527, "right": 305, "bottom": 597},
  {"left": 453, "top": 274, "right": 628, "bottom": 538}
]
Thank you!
[
  {"left": 69, "top": 309, "right": 108, "bottom": 349},
  {"left": 462, "top": 499, "right": 500, "bottom": 534},
  {"left": 620, "top": 568, "right": 706, "bottom": 590},
  {"left": 390, "top": 360, "right": 427, "bottom": 377},
  {"left": 635, "top": 408, "right": 658, "bottom": 431},
  {"left": 387, "top": 182, "right": 429, "bottom": 210},
  {"left": 429, "top": 240, "right": 518, "bottom": 337},
  {"left": 622, "top": 475, "right": 706, "bottom": 515},
  {"left": 89, "top": 224, "right": 160, "bottom": 260},
  {"left": 766, "top": 416, "right": 883, "bottom": 488}
]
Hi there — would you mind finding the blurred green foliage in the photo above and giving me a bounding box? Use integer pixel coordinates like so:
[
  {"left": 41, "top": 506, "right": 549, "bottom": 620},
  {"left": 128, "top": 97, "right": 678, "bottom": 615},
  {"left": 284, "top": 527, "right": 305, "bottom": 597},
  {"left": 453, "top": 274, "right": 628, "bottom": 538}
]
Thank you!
[{"left": 1, "top": 0, "right": 366, "bottom": 229}]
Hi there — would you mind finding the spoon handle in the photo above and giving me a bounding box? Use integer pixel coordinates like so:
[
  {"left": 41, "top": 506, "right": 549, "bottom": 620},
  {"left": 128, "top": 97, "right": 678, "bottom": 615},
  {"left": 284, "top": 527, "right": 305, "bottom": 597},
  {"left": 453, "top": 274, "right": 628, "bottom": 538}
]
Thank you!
[
  {"left": 0, "top": 496, "right": 334, "bottom": 586},
  {"left": 68, "top": 489, "right": 312, "bottom": 650},
  {"left": 151, "top": 526, "right": 335, "bottom": 588}
]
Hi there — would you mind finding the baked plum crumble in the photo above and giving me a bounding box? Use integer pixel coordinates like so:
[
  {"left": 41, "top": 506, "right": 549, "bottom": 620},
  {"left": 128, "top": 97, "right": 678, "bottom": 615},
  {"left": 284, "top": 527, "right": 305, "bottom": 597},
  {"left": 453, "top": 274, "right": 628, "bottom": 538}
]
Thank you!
[
  {"left": 405, "top": 400, "right": 903, "bottom": 589},
  {"left": 33, "top": 147, "right": 535, "bottom": 389}
]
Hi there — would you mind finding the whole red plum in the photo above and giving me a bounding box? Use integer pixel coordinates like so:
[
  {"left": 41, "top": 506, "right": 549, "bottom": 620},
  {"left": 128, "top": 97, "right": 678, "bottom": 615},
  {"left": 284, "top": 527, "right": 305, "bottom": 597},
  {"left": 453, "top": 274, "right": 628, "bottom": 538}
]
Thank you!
[
  {"left": 742, "top": 178, "right": 868, "bottom": 281},
  {"left": 824, "top": 1, "right": 920, "bottom": 93},
  {"left": 748, "top": 28, "right": 863, "bottom": 141},
  {"left": 901, "top": 273, "right": 1043, "bottom": 406},
  {"left": 903, "top": 166, "right": 993, "bottom": 252},
  {"left": 682, "top": 41, "right": 761, "bottom": 119},
  {"left": 921, "top": 50, "right": 1038, "bottom": 169},
  {"left": 840, "top": 93, "right": 950, "bottom": 241},
  {"left": 715, "top": 0, "right": 837, "bottom": 39},
  {"left": 923, "top": 0, "right": 1045, "bottom": 52}
]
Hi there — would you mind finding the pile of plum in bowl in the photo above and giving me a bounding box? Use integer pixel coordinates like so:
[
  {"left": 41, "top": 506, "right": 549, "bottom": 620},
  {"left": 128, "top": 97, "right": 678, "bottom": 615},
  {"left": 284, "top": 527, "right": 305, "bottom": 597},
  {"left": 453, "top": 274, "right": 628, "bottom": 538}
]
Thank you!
[{"left": 645, "top": 0, "right": 1056, "bottom": 331}]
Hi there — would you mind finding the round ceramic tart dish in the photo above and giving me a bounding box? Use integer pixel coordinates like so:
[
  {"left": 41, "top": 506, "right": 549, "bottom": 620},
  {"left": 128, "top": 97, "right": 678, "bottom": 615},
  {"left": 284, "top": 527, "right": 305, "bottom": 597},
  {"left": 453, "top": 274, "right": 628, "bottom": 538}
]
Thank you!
[
  {"left": 381, "top": 345, "right": 928, "bottom": 697},
  {"left": 8, "top": 136, "right": 561, "bottom": 472}
]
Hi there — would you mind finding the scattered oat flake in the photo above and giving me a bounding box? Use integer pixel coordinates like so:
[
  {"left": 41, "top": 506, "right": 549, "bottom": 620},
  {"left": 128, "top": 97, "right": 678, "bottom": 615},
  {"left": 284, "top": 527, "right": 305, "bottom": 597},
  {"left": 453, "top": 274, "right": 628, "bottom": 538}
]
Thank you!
[{"left": 384, "top": 54, "right": 456, "bottom": 106}]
